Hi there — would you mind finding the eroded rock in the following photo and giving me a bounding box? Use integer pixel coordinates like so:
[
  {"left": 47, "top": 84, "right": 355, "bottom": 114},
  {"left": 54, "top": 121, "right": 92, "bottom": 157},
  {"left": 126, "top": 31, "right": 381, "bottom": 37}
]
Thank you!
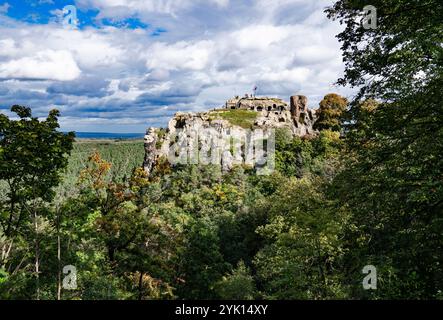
[{"left": 143, "top": 94, "right": 318, "bottom": 174}]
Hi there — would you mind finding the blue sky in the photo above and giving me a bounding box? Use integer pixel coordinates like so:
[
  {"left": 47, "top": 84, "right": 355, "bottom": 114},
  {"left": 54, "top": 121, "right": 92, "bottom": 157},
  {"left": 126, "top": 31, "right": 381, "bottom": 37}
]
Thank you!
[
  {"left": 0, "top": 0, "right": 353, "bottom": 133},
  {"left": 2, "top": 0, "right": 147, "bottom": 29}
]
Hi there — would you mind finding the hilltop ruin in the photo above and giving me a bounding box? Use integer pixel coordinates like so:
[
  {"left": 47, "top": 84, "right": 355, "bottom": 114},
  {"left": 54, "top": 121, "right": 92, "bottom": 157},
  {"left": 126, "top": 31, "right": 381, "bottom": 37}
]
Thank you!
[{"left": 143, "top": 94, "right": 318, "bottom": 174}]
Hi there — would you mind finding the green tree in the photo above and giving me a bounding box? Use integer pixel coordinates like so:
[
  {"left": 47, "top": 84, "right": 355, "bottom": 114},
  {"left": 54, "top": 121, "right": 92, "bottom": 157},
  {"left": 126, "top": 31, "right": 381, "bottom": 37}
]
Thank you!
[
  {"left": 177, "top": 217, "right": 229, "bottom": 299},
  {"left": 75, "top": 155, "right": 182, "bottom": 300},
  {"left": 253, "top": 177, "right": 348, "bottom": 299},
  {"left": 314, "top": 94, "right": 348, "bottom": 132},
  {"left": 0, "top": 106, "right": 74, "bottom": 299},
  {"left": 215, "top": 261, "right": 257, "bottom": 300},
  {"left": 327, "top": 0, "right": 443, "bottom": 298},
  {"left": 275, "top": 128, "right": 343, "bottom": 179},
  {"left": 275, "top": 128, "right": 308, "bottom": 178}
]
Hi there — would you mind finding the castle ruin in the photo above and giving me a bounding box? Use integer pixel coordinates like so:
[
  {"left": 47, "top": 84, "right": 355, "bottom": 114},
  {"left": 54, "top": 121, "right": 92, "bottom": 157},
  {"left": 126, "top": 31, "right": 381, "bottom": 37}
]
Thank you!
[
  {"left": 143, "top": 93, "right": 318, "bottom": 174},
  {"left": 224, "top": 94, "right": 316, "bottom": 135},
  {"left": 225, "top": 96, "right": 289, "bottom": 113}
]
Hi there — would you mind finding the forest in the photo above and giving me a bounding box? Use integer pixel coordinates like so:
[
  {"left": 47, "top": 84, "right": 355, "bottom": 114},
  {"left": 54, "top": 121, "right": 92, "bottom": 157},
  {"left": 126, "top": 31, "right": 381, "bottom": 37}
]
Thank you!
[{"left": 0, "top": 0, "right": 442, "bottom": 300}]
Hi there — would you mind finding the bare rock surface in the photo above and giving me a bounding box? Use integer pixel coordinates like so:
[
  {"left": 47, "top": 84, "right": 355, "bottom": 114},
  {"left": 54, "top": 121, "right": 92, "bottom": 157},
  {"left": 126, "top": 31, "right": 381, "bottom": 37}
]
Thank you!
[{"left": 143, "top": 94, "right": 318, "bottom": 174}]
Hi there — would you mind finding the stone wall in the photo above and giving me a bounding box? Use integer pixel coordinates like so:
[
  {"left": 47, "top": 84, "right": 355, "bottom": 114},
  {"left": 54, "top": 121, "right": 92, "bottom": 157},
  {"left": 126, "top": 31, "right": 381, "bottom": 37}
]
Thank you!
[
  {"left": 143, "top": 95, "right": 318, "bottom": 174},
  {"left": 226, "top": 96, "right": 289, "bottom": 112}
]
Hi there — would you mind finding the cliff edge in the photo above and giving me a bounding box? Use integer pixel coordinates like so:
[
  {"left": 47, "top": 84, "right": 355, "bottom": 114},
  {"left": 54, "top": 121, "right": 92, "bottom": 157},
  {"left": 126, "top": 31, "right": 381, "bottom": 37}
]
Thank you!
[{"left": 143, "top": 94, "right": 317, "bottom": 174}]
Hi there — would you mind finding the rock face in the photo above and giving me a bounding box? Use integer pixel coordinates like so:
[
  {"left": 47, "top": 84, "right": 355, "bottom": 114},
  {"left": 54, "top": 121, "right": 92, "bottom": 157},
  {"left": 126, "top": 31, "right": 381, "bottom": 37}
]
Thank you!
[
  {"left": 226, "top": 96, "right": 289, "bottom": 112},
  {"left": 290, "top": 95, "right": 317, "bottom": 136},
  {"left": 143, "top": 127, "right": 158, "bottom": 175},
  {"left": 143, "top": 94, "right": 318, "bottom": 174},
  {"left": 290, "top": 95, "right": 307, "bottom": 118}
]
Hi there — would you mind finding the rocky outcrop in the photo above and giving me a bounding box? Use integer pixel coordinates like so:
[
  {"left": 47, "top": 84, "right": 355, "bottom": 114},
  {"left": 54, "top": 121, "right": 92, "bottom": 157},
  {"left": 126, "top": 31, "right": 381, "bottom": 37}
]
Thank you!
[
  {"left": 290, "top": 95, "right": 317, "bottom": 136},
  {"left": 290, "top": 95, "right": 307, "bottom": 118},
  {"left": 226, "top": 96, "right": 289, "bottom": 112},
  {"left": 143, "top": 94, "right": 318, "bottom": 175},
  {"left": 143, "top": 127, "right": 158, "bottom": 175}
]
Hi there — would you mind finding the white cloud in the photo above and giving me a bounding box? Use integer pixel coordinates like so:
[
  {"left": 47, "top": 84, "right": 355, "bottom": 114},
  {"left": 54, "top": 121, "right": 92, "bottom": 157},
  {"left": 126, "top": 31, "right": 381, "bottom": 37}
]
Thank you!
[
  {"left": 0, "top": 38, "right": 16, "bottom": 57},
  {"left": 261, "top": 68, "right": 312, "bottom": 83},
  {"left": 146, "top": 41, "right": 213, "bottom": 71},
  {"left": 229, "top": 25, "right": 292, "bottom": 50},
  {"left": 30, "top": 28, "right": 129, "bottom": 69},
  {"left": 0, "top": 50, "right": 81, "bottom": 81},
  {"left": 293, "top": 45, "right": 341, "bottom": 65},
  {"left": 76, "top": 0, "right": 230, "bottom": 16},
  {"left": 0, "top": 3, "right": 10, "bottom": 14},
  {"left": 0, "top": 0, "right": 354, "bottom": 132}
]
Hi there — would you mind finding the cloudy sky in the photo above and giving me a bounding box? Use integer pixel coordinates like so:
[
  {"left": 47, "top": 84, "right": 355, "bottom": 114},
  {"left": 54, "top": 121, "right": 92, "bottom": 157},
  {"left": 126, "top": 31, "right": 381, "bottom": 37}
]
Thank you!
[{"left": 0, "top": 0, "right": 353, "bottom": 133}]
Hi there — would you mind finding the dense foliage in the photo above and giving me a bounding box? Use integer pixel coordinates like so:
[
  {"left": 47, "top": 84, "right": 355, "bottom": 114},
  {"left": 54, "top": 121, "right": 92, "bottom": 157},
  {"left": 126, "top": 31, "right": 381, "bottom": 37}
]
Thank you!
[
  {"left": 0, "top": 0, "right": 441, "bottom": 300},
  {"left": 0, "top": 117, "right": 348, "bottom": 299},
  {"left": 314, "top": 94, "right": 348, "bottom": 132},
  {"left": 327, "top": 0, "right": 443, "bottom": 299}
]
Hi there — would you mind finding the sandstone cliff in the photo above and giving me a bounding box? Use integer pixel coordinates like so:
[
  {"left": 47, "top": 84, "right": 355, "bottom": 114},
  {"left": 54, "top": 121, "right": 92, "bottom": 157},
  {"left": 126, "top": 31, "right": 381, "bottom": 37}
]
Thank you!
[{"left": 143, "top": 95, "right": 317, "bottom": 174}]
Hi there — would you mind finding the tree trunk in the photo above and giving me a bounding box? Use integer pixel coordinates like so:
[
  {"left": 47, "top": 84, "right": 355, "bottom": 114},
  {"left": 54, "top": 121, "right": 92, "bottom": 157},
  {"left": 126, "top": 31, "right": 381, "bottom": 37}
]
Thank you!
[
  {"left": 1, "top": 240, "right": 13, "bottom": 269},
  {"left": 5, "top": 181, "right": 16, "bottom": 237},
  {"left": 57, "top": 210, "right": 62, "bottom": 300},
  {"left": 108, "top": 245, "right": 115, "bottom": 262},
  {"left": 138, "top": 271, "right": 144, "bottom": 300},
  {"left": 34, "top": 210, "right": 40, "bottom": 300},
  {"left": 316, "top": 240, "right": 327, "bottom": 298}
]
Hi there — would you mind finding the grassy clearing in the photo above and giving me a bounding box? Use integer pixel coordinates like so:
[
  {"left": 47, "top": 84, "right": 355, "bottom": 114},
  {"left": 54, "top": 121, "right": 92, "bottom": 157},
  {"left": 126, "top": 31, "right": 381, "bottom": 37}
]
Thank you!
[{"left": 210, "top": 109, "right": 258, "bottom": 129}]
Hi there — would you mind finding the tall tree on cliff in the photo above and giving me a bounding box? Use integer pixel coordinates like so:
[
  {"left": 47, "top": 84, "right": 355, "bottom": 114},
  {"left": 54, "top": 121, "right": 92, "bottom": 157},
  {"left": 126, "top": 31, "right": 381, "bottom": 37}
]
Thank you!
[{"left": 326, "top": 0, "right": 443, "bottom": 298}]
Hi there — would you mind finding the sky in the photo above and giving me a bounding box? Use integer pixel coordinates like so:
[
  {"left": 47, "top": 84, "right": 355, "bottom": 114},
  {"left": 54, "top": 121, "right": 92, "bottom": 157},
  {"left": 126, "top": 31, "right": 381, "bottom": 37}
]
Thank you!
[{"left": 0, "top": 0, "right": 354, "bottom": 133}]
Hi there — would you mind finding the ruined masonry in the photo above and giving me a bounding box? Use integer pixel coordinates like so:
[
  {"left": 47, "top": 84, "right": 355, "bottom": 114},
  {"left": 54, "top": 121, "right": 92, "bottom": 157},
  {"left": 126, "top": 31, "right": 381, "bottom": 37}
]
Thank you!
[{"left": 143, "top": 94, "right": 318, "bottom": 174}]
